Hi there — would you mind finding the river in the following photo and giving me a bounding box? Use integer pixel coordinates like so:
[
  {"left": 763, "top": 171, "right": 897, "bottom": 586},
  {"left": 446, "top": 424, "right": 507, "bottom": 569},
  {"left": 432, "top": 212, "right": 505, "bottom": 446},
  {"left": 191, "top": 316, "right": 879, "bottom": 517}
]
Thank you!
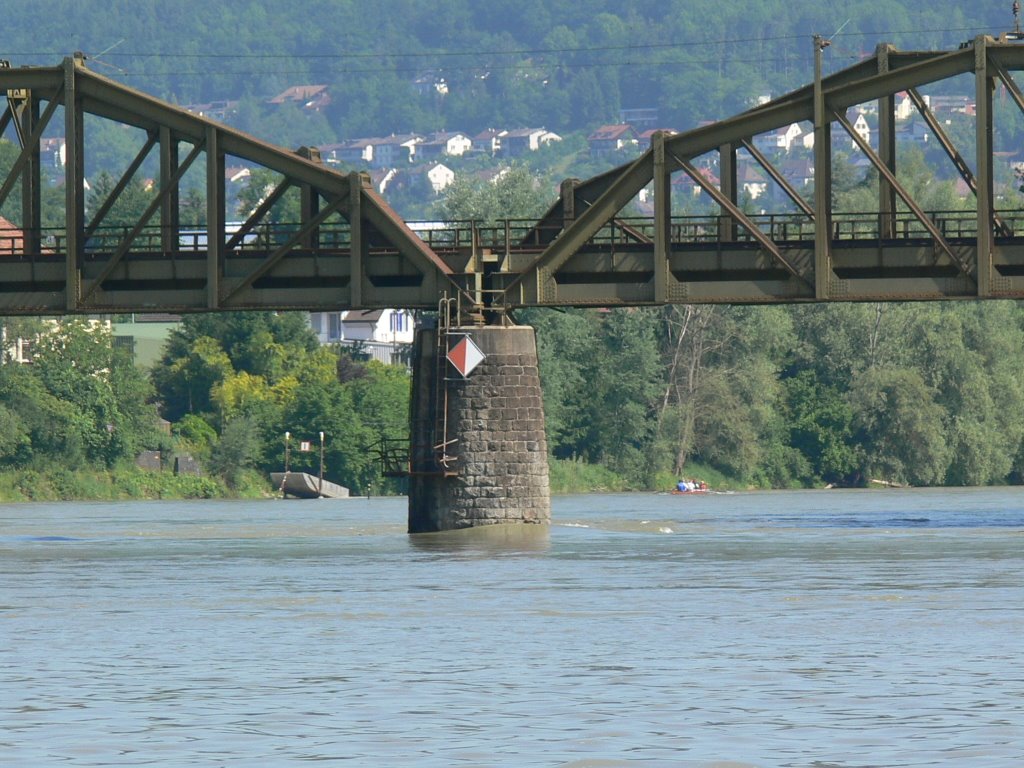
[{"left": 2, "top": 488, "right": 1023, "bottom": 766}]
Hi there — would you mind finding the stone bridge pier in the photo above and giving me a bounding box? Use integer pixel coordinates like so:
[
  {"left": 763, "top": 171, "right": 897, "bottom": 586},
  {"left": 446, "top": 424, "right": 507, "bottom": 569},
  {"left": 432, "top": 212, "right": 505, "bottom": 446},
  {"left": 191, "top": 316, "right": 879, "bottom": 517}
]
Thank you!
[{"left": 408, "top": 325, "right": 551, "bottom": 533}]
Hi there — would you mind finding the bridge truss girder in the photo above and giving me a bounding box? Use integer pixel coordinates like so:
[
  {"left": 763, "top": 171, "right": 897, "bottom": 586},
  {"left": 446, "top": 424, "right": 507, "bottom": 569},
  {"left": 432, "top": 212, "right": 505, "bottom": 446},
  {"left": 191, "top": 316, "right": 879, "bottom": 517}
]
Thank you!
[
  {"left": 499, "top": 35, "right": 1024, "bottom": 308},
  {"left": 0, "top": 54, "right": 461, "bottom": 315}
]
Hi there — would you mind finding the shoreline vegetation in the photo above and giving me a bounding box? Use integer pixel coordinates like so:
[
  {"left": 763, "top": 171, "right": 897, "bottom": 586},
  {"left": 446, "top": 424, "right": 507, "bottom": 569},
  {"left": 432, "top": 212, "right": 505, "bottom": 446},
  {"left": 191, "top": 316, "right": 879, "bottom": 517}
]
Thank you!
[
  {"left": 0, "top": 466, "right": 269, "bottom": 503},
  {"left": 0, "top": 460, "right": 1006, "bottom": 503},
  {"left": 0, "top": 459, "right": 751, "bottom": 503}
]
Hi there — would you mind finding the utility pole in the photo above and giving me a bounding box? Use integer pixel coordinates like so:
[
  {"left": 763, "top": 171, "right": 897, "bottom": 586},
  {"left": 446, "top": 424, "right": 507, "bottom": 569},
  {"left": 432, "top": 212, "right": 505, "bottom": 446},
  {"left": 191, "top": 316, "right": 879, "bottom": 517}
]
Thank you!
[
  {"left": 813, "top": 34, "right": 832, "bottom": 299},
  {"left": 318, "top": 431, "right": 325, "bottom": 497}
]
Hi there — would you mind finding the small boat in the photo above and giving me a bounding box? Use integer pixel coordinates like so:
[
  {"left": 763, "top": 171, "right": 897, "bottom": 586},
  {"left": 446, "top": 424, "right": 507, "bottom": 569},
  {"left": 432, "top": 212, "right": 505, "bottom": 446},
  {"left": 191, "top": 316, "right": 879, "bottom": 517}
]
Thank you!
[
  {"left": 270, "top": 471, "right": 350, "bottom": 499},
  {"left": 672, "top": 478, "right": 710, "bottom": 494}
]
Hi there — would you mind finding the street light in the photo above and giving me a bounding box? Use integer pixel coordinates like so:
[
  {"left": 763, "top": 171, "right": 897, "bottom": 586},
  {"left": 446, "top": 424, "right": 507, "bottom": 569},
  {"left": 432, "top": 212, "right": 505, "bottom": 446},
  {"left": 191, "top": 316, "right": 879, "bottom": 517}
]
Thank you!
[{"left": 318, "top": 431, "right": 325, "bottom": 496}]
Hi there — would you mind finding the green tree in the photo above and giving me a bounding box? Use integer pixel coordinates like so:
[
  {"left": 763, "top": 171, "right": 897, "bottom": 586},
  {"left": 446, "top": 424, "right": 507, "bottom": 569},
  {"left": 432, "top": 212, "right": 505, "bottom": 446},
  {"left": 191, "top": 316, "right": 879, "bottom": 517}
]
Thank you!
[
  {"left": 440, "top": 164, "right": 550, "bottom": 223},
  {"left": 848, "top": 366, "right": 951, "bottom": 486}
]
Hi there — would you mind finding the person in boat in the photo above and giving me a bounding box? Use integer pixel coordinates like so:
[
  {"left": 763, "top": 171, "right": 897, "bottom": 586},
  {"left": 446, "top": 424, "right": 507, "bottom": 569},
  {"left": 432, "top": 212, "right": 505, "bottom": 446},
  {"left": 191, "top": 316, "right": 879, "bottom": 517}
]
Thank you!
[{"left": 676, "top": 479, "right": 709, "bottom": 492}]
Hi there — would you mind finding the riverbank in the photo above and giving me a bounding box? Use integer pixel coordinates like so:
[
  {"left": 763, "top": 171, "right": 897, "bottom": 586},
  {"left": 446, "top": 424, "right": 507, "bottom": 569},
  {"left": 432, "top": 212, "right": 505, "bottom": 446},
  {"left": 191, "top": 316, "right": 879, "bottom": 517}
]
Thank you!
[
  {"left": 549, "top": 458, "right": 748, "bottom": 494},
  {"left": 0, "top": 459, "right": 750, "bottom": 502},
  {"left": 0, "top": 466, "right": 270, "bottom": 503}
]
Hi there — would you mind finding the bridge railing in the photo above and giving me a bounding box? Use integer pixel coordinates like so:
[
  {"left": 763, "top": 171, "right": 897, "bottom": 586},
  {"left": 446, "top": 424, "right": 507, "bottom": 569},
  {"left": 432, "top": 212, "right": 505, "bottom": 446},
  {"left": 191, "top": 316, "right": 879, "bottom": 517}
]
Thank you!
[{"left": 1, "top": 210, "right": 1021, "bottom": 260}]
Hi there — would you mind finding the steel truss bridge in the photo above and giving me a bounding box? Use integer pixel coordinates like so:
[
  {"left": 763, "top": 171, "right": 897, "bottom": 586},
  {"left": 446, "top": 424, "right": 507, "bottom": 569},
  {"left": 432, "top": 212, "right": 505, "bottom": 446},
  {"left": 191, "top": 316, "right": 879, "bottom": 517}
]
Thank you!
[{"left": 3, "top": 35, "right": 1024, "bottom": 317}]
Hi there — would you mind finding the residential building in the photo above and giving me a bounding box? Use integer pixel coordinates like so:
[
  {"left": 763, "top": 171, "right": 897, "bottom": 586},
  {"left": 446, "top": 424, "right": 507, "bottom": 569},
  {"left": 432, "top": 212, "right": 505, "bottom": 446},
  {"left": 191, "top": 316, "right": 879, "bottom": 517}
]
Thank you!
[
  {"left": 373, "top": 134, "right": 421, "bottom": 167},
  {"left": 267, "top": 84, "right": 331, "bottom": 113},
  {"left": 587, "top": 124, "right": 639, "bottom": 157},
  {"left": 753, "top": 122, "right": 813, "bottom": 154},
  {"left": 851, "top": 112, "right": 873, "bottom": 149},
  {"left": 322, "top": 139, "right": 376, "bottom": 166},
  {"left": 369, "top": 168, "right": 399, "bottom": 194},
  {"left": 503, "top": 128, "right": 561, "bottom": 156},
  {"left": 473, "top": 128, "right": 507, "bottom": 155},
  {"left": 183, "top": 99, "right": 239, "bottom": 121},
  {"left": 619, "top": 107, "right": 659, "bottom": 131},
  {"left": 309, "top": 309, "right": 415, "bottom": 366},
  {"left": 423, "top": 163, "right": 455, "bottom": 193},
  {"left": 0, "top": 214, "right": 26, "bottom": 256},
  {"left": 638, "top": 128, "right": 679, "bottom": 145},
  {"left": 417, "top": 131, "right": 473, "bottom": 160}
]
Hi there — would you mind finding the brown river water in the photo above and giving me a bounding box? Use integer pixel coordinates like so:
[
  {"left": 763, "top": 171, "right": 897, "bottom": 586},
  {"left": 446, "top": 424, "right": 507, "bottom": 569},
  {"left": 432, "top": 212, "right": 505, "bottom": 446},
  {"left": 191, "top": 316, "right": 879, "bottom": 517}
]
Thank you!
[{"left": 2, "top": 488, "right": 1023, "bottom": 766}]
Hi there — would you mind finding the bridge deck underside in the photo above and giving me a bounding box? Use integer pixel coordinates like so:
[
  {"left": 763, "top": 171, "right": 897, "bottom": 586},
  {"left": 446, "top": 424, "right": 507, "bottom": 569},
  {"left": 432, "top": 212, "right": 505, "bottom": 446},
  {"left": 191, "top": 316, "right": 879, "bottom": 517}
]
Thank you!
[
  {"left": 499, "top": 239, "right": 1024, "bottom": 306},
  {"left": 1, "top": 237, "right": 1022, "bottom": 313}
]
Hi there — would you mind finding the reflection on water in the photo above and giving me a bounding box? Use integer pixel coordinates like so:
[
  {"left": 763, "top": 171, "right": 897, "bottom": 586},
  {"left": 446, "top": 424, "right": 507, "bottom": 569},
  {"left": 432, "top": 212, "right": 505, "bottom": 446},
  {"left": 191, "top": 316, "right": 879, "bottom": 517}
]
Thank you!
[
  {"left": 1, "top": 489, "right": 1023, "bottom": 766},
  {"left": 409, "top": 522, "right": 551, "bottom": 554}
]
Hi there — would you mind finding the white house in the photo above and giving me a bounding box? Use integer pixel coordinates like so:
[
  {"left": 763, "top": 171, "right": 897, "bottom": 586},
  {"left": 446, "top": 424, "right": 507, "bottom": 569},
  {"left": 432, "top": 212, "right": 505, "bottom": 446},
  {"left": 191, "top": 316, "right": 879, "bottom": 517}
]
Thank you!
[
  {"left": 851, "top": 112, "right": 872, "bottom": 149},
  {"left": 308, "top": 309, "right": 416, "bottom": 365},
  {"left": 418, "top": 163, "right": 455, "bottom": 194},
  {"left": 321, "top": 139, "right": 375, "bottom": 166},
  {"left": 753, "top": 123, "right": 813, "bottom": 153},
  {"left": 894, "top": 91, "right": 915, "bottom": 121},
  {"left": 417, "top": 131, "right": 473, "bottom": 159},
  {"left": 369, "top": 168, "right": 399, "bottom": 194},
  {"left": 373, "top": 134, "right": 421, "bottom": 167},
  {"left": 474, "top": 128, "right": 507, "bottom": 155},
  {"left": 503, "top": 128, "right": 561, "bottom": 156}
]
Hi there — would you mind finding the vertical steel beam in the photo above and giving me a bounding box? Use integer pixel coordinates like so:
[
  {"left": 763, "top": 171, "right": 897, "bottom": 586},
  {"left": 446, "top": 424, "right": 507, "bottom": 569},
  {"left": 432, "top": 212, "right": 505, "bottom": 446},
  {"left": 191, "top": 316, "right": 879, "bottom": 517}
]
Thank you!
[
  {"left": 813, "top": 37, "right": 833, "bottom": 299},
  {"left": 877, "top": 44, "right": 897, "bottom": 239},
  {"left": 206, "top": 125, "right": 224, "bottom": 308},
  {"left": 718, "top": 142, "right": 738, "bottom": 242},
  {"left": 300, "top": 184, "right": 319, "bottom": 249},
  {"left": 560, "top": 178, "right": 577, "bottom": 230},
  {"left": 64, "top": 55, "right": 85, "bottom": 312},
  {"left": 974, "top": 36, "right": 993, "bottom": 297},
  {"left": 19, "top": 94, "right": 41, "bottom": 255},
  {"left": 160, "top": 126, "right": 180, "bottom": 253},
  {"left": 298, "top": 147, "right": 321, "bottom": 250},
  {"left": 653, "top": 131, "right": 670, "bottom": 303},
  {"left": 349, "top": 172, "right": 363, "bottom": 308}
]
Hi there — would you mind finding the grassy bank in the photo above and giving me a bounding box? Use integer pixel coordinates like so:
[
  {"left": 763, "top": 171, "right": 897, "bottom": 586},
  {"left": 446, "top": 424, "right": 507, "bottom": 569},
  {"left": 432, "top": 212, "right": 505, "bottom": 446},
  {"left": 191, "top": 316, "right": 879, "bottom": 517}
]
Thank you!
[
  {"left": 548, "top": 458, "right": 631, "bottom": 494},
  {"left": 0, "top": 466, "right": 271, "bottom": 503},
  {"left": 550, "top": 457, "right": 748, "bottom": 495},
  {"left": 0, "top": 460, "right": 748, "bottom": 503}
]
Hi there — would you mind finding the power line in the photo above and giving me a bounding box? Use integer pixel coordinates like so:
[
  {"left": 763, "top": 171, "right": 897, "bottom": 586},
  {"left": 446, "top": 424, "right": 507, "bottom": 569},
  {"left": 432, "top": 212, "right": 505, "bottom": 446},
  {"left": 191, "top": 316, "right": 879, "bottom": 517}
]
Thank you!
[{"left": 1, "top": 24, "right": 991, "bottom": 66}]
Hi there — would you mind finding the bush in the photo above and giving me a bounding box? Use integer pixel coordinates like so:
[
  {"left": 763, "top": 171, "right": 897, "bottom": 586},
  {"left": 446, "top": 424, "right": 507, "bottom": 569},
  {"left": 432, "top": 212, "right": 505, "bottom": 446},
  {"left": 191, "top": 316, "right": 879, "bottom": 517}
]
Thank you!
[{"left": 548, "top": 457, "right": 630, "bottom": 494}]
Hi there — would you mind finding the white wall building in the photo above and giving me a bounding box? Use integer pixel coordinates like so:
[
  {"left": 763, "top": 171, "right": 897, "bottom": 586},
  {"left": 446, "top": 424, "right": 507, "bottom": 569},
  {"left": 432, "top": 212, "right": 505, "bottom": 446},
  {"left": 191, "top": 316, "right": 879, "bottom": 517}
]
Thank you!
[{"left": 308, "top": 309, "right": 416, "bottom": 365}]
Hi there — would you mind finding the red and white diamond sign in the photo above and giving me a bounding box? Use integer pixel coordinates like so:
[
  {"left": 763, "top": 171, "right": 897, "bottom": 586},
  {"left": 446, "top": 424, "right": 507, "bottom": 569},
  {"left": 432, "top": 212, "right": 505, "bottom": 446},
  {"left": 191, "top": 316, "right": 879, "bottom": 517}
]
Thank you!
[{"left": 447, "top": 335, "right": 486, "bottom": 378}]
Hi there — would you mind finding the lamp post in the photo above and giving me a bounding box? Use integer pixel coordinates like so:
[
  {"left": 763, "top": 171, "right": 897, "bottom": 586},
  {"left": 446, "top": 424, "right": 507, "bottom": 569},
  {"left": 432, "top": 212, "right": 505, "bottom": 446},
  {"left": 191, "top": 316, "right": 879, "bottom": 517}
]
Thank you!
[
  {"left": 318, "top": 431, "right": 325, "bottom": 496},
  {"left": 284, "top": 431, "right": 291, "bottom": 473}
]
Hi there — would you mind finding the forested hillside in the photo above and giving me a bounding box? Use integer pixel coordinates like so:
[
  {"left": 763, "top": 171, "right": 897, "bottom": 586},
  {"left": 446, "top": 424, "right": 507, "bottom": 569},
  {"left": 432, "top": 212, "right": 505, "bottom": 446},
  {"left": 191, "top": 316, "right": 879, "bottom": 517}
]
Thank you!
[
  {"left": 0, "top": 1, "right": 1008, "bottom": 139},
  {"left": 529, "top": 301, "right": 1024, "bottom": 490},
  {"left": 2, "top": 2, "right": 1024, "bottom": 496}
]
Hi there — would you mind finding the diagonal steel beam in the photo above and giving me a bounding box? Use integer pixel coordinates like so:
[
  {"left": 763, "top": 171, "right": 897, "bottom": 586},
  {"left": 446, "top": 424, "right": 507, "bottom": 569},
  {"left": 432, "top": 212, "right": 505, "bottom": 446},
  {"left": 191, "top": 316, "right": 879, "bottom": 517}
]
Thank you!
[
  {"left": 0, "top": 102, "right": 13, "bottom": 137},
  {"left": 520, "top": 164, "right": 629, "bottom": 246},
  {"left": 833, "top": 108, "right": 973, "bottom": 281},
  {"left": 85, "top": 131, "right": 159, "bottom": 238},
  {"left": 676, "top": 155, "right": 813, "bottom": 289},
  {"left": 0, "top": 89, "right": 61, "bottom": 210},
  {"left": 220, "top": 194, "right": 348, "bottom": 304},
  {"left": 225, "top": 179, "right": 294, "bottom": 250},
  {"left": 501, "top": 150, "right": 654, "bottom": 299},
  {"left": 991, "top": 56, "right": 1024, "bottom": 114},
  {"left": 903, "top": 87, "right": 1010, "bottom": 237},
  {"left": 739, "top": 138, "right": 815, "bottom": 218},
  {"left": 361, "top": 183, "right": 457, "bottom": 279},
  {"left": 81, "top": 140, "right": 205, "bottom": 304}
]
